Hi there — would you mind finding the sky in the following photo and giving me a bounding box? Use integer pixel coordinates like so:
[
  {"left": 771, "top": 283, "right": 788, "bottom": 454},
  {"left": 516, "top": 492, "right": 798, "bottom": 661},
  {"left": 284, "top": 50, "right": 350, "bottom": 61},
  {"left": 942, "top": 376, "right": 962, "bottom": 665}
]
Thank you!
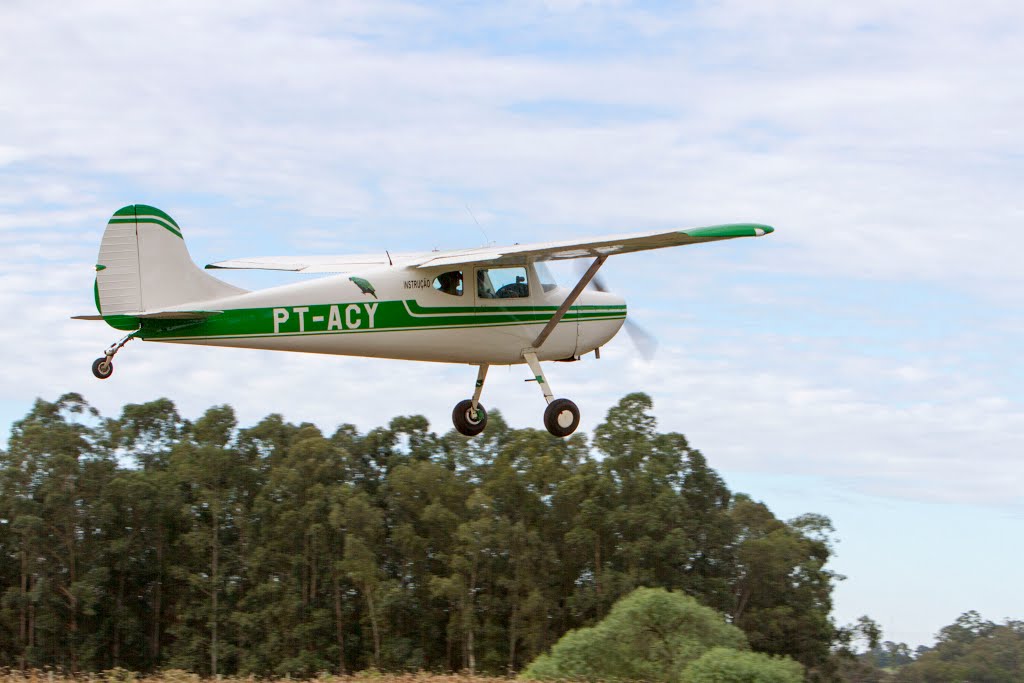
[{"left": 2, "top": 0, "right": 1022, "bottom": 650}]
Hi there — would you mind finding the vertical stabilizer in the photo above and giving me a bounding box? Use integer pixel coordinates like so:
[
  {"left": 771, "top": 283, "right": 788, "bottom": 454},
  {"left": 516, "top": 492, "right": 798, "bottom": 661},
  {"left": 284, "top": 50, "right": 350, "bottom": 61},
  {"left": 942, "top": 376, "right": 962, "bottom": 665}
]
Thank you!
[{"left": 95, "top": 205, "right": 245, "bottom": 316}]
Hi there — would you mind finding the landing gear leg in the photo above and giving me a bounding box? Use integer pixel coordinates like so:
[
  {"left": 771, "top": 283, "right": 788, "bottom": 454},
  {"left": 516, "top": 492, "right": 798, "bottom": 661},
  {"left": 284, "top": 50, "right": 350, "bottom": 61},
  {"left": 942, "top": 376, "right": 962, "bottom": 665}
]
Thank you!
[
  {"left": 452, "top": 365, "right": 489, "bottom": 437},
  {"left": 91, "top": 332, "right": 136, "bottom": 380},
  {"left": 523, "top": 350, "right": 580, "bottom": 437}
]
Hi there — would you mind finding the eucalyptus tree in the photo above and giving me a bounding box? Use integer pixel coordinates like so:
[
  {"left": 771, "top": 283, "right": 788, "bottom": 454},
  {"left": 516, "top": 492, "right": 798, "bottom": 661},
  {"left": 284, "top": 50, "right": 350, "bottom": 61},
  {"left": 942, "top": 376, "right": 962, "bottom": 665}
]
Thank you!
[
  {"left": 384, "top": 455, "right": 466, "bottom": 668},
  {"left": 0, "top": 394, "right": 115, "bottom": 670},
  {"left": 167, "top": 405, "right": 258, "bottom": 675},
  {"left": 728, "top": 496, "right": 837, "bottom": 673},
  {"left": 238, "top": 427, "right": 347, "bottom": 675}
]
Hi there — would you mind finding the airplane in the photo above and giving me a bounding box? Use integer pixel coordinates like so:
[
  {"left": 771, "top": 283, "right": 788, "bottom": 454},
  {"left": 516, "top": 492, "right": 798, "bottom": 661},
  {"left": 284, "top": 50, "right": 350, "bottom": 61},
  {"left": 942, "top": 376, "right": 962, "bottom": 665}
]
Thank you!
[{"left": 73, "top": 205, "right": 774, "bottom": 437}]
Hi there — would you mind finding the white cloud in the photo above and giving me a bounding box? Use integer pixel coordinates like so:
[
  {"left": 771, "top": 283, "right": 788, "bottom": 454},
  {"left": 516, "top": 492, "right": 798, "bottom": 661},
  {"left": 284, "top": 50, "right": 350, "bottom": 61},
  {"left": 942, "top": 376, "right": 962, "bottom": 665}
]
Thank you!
[
  {"left": 0, "top": 2, "right": 1021, "bottom": 506},
  {"left": 3, "top": 3, "right": 1024, "bottom": 649}
]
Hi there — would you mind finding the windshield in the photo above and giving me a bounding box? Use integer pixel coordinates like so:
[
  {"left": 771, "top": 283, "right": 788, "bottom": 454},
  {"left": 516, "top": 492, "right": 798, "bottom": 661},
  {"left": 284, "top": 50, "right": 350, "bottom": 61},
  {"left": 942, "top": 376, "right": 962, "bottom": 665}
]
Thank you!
[{"left": 534, "top": 262, "right": 558, "bottom": 293}]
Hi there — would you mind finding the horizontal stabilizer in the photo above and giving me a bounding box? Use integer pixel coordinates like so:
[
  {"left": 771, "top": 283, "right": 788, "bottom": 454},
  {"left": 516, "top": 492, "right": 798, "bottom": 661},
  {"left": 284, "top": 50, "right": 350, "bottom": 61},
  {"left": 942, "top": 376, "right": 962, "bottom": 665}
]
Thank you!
[
  {"left": 206, "top": 254, "right": 392, "bottom": 273},
  {"left": 72, "top": 310, "right": 223, "bottom": 321},
  {"left": 134, "top": 310, "right": 224, "bottom": 319}
]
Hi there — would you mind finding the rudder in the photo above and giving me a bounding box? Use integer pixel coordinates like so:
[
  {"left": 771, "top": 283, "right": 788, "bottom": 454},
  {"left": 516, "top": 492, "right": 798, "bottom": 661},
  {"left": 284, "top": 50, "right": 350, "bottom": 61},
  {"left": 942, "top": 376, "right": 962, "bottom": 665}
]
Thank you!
[{"left": 95, "top": 205, "right": 245, "bottom": 317}]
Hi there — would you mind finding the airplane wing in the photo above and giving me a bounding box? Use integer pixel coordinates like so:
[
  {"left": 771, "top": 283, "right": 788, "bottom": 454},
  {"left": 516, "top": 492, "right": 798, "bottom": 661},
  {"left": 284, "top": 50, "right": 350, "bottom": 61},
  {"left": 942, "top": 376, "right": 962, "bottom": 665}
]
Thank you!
[
  {"left": 204, "top": 223, "right": 773, "bottom": 273},
  {"left": 409, "top": 223, "right": 773, "bottom": 268}
]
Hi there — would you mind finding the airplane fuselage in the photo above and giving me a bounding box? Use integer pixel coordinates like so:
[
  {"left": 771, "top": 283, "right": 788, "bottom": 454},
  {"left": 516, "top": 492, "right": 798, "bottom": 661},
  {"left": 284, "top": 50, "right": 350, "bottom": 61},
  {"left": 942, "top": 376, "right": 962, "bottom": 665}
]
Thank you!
[{"left": 134, "top": 263, "right": 626, "bottom": 365}]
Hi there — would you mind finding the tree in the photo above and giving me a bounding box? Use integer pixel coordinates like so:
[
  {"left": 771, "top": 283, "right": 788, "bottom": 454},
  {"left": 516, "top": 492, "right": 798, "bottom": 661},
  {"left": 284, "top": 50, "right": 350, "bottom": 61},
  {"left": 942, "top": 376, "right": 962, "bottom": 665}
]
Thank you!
[
  {"left": 521, "top": 587, "right": 748, "bottom": 682},
  {"left": 872, "top": 640, "right": 914, "bottom": 668},
  {"left": 167, "top": 405, "right": 256, "bottom": 675},
  {"left": 111, "top": 399, "right": 188, "bottom": 668},
  {"left": 894, "top": 613, "right": 1024, "bottom": 682},
  {"left": 384, "top": 456, "right": 466, "bottom": 669},
  {"left": 0, "top": 392, "right": 845, "bottom": 677},
  {"left": 237, "top": 428, "right": 347, "bottom": 676},
  {"left": 729, "top": 496, "right": 838, "bottom": 673},
  {"left": 683, "top": 647, "right": 804, "bottom": 683},
  {"left": 0, "top": 394, "right": 114, "bottom": 671},
  {"left": 334, "top": 488, "right": 393, "bottom": 669}
]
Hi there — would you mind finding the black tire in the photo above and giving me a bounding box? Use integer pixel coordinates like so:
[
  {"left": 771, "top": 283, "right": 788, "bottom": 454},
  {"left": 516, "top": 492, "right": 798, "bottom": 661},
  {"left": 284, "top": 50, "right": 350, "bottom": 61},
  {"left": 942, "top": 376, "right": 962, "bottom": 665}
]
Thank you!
[
  {"left": 544, "top": 398, "right": 580, "bottom": 437},
  {"left": 92, "top": 357, "right": 113, "bottom": 380},
  {"left": 452, "top": 399, "right": 487, "bottom": 437}
]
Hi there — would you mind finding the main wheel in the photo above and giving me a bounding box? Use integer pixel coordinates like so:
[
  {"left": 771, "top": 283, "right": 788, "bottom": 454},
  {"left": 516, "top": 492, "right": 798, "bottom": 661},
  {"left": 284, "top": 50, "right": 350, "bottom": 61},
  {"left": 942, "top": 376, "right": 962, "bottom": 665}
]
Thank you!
[
  {"left": 544, "top": 398, "right": 580, "bottom": 437},
  {"left": 92, "top": 357, "right": 114, "bottom": 380},
  {"left": 452, "top": 399, "right": 488, "bottom": 437}
]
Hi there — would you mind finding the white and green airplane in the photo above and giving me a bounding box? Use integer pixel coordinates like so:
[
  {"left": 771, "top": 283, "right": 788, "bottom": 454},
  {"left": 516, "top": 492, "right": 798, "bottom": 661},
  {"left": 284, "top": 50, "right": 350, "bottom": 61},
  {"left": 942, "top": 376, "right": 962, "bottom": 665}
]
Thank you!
[{"left": 74, "top": 205, "right": 774, "bottom": 437}]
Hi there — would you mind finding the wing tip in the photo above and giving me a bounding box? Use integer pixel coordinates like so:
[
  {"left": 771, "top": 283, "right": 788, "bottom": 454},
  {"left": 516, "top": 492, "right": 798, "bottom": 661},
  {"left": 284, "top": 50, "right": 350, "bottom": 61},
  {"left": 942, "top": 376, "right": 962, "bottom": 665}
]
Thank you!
[{"left": 683, "top": 223, "right": 776, "bottom": 239}]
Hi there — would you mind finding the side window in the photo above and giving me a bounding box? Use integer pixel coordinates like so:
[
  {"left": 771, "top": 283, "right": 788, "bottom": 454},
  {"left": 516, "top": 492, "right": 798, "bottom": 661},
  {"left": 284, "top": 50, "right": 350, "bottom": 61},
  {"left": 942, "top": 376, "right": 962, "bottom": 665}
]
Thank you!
[
  {"left": 432, "top": 270, "right": 463, "bottom": 296},
  {"left": 477, "top": 267, "right": 529, "bottom": 299}
]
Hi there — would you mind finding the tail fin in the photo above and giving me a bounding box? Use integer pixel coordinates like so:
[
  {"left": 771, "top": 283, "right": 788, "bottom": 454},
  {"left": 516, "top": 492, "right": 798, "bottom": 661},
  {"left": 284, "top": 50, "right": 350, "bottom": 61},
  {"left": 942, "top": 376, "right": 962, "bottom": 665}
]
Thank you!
[{"left": 95, "top": 205, "right": 246, "bottom": 316}]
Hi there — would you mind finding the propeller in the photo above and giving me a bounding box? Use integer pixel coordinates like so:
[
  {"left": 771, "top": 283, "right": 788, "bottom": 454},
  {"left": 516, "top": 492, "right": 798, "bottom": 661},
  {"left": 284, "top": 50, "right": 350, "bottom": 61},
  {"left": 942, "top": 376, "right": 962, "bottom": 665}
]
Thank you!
[{"left": 586, "top": 267, "right": 659, "bottom": 361}]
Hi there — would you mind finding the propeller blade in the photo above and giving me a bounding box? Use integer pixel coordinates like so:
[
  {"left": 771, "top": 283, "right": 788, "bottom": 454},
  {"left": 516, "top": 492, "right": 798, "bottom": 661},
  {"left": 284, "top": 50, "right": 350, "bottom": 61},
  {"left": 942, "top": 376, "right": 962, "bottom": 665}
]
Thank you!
[
  {"left": 625, "top": 319, "right": 658, "bottom": 361},
  {"left": 576, "top": 262, "right": 657, "bottom": 360}
]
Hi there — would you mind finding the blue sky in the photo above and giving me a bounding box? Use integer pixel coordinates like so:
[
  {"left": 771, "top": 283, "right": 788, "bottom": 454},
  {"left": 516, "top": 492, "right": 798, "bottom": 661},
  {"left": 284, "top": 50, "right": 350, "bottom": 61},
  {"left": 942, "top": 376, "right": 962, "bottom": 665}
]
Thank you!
[{"left": 2, "top": 0, "right": 1022, "bottom": 649}]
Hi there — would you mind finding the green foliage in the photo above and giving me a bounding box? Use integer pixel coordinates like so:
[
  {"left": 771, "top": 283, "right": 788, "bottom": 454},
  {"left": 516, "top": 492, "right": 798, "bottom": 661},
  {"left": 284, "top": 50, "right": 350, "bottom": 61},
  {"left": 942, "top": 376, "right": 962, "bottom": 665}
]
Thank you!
[
  {"left": 729, "top": 496, "right": 838, "bottom": 673},
  {"left": 0, "top": 392, "right": 842, "bottom": 676},
  {"left": 893, "top": 612, "right": 1024, "bottom": 682},
  {"left": 682, "top": 647, "right": 803, "bottom": 683},
  {"left": 520, "top": 588, "right": 747, "bottom": 682}
]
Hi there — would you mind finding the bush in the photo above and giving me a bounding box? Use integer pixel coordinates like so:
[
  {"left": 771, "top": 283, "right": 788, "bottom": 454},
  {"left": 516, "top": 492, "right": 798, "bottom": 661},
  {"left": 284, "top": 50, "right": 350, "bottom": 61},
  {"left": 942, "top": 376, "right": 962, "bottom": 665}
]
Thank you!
[
  {"left": 683, "top": 647, "right": 804, "bottom": 683},
  {"left": 521, "top": 587, "right": 748, "bottom": 682}
]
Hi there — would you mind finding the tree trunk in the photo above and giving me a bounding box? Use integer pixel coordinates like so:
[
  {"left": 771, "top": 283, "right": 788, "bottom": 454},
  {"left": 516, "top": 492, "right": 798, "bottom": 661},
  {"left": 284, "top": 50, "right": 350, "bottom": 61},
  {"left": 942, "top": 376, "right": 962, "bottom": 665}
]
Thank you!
[
  {"left": 466, "top": 621, "right": 475, "bottom": 675},
  {"left": 332, "top": 570, "right": 347, "bottom": 674},
  {"left": 446, "top": 625, "right": 454, "bottom": 671},
  {"left": 466, "top": 559, "right": 478, "bottom": 675},
  {"left": 366, "top": 588, "right": 381, "bottom": 668},
  {"left": 113, "top": 569, "right": 126, "bottom": 665},
  {"left": 151, "top": 539, "right": 164, "bottom": 664},
  {"left": 19, "top": 551, "right": 28, "bottom": 671},
  {"left": 66, "top": 523, "right": 79, "bottom": 672},
  {"left": 734, "top": 580, "right": 751, "bottom": 621},
  {"left": 211, "top": 508, "right": 220, "bottom": 676},
  {"left": 302, "top": 534, "right": 310, "bottom": 609},
  {"left": 507, "top": 604, "right": 518, "bottom": 675}
]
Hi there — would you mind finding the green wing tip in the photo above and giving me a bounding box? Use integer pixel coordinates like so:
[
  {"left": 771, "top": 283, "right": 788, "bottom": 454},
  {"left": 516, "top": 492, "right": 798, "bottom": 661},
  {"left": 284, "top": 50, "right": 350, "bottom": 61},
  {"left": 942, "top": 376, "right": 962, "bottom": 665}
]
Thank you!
[{"left": 684, "top": 224, "right": 776, "bottom": 239}]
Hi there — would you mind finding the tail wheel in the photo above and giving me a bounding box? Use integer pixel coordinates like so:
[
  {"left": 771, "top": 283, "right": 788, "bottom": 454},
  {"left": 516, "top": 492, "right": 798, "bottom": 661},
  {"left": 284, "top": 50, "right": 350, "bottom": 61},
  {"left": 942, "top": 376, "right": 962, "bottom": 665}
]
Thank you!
[
  {"left": 544, "top": 398, "right": 580, "bottom": 437},
  {"left": 92, "top": 357, "right": 114, "bottom": 380},
  {"left": 452, "top": 399, "right": 488, "bottom": 437}
]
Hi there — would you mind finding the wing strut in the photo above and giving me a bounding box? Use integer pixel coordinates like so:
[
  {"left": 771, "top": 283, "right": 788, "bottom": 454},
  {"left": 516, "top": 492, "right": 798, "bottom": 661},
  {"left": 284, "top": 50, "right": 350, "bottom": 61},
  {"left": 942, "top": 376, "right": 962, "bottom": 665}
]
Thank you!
[{"left": 532, "top": 255, "right": 608, "bottom": 349}]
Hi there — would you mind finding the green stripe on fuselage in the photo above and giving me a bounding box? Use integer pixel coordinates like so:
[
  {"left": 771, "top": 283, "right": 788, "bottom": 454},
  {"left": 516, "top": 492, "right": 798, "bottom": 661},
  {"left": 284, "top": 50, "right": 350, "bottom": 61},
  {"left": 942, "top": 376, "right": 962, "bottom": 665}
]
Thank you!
[{"left": 138, "top": 300, "right": 626, "bottom": 341}]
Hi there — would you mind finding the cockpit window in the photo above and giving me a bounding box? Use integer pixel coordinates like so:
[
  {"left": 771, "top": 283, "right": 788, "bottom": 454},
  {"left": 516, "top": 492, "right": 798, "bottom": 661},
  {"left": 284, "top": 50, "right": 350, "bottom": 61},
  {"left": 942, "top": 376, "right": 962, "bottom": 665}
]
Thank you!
[
  {"left": 432, "top": 270, "right": 463, "bottom": 296},
  {"left": 477, "top": 266, "right": 529, "bottom": 299},
  {"left": 534, "top": 261, "right": 558, "bottom": 293}
]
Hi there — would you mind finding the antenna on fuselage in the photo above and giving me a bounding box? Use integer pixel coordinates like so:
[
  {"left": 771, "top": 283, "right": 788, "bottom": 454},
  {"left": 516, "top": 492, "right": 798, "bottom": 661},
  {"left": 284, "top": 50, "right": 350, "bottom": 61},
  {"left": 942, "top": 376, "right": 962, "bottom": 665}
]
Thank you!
[{"left": 465, "top": 204, "right": 491, "bottom": 246}]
